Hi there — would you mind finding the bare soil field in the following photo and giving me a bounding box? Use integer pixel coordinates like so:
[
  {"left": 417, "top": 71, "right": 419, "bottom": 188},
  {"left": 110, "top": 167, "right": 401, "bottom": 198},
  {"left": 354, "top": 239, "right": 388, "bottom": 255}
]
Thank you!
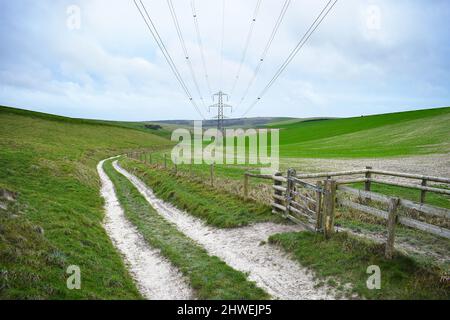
[{"left": 281, "top": 153, "right": 450, "bottom": 179}]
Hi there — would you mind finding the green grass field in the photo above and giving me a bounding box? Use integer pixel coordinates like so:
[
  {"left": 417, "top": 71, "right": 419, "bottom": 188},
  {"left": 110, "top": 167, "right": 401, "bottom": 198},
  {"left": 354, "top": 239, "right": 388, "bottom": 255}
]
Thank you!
[
  {"left": 144, "top": 107, "right": 450, "bottom": 193},
  {"left": 0, "top": 106, "right": 168, "bottom": 299},
  {"left": 1, "top": 105, "right": 449, "bottom": 300},
  {"left": 271, "top": 107, "right": 450, "bottom": 158}
]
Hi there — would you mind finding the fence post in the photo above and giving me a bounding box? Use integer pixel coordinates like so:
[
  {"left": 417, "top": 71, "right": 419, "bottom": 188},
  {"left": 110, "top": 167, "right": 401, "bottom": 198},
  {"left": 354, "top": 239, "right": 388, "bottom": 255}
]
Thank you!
[
  {"left": 173, "top": 157, "right": 178, "bottom": 174},
  {"left": 315, "top": 181, "right": 323, "bottom": 231},
  {"left": 210, "top": 164, "right": 214, "bottom": 187},
  {"left": 164, "top": 154, "right": 167, "bottom": 169},
  {"left": 323, "top": 179, "right": 336, "bottom": 239},
  {"left": 244, "top": 174, "right": 249, "bottom": 200},
  {"left": 364, "top": 166, "right": 372, "bottom": 203},
  {"left": 420, "top": 179, "right": 427, "bottom": 204},
  {"left": 385, "top": 197, "right": 400, "bottom": 259},
  {"left": 273, "top": 172, "right": 284, "bottom": 215},
  {"left": 285, "top": 168, "right": 296, "bottom": 216}
]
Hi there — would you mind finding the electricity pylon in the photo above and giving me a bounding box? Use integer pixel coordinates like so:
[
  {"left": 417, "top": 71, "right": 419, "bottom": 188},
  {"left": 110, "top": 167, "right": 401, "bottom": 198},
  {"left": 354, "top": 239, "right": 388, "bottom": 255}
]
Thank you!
[{"left": 208, "top": 91, "right": 232, "bottom": 132}]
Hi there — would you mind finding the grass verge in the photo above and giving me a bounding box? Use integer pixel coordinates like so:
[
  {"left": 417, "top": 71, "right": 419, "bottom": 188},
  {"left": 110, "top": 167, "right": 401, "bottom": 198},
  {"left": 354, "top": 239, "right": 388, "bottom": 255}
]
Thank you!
[
  {"left": 103, "top": 159, "right": 268, "bottom": 299},
  {"left": 119, "top": 158, "right": 283, "bottom": 228},
  {"left": 269, "top": 231, "right": 450, "bottom": 299}
]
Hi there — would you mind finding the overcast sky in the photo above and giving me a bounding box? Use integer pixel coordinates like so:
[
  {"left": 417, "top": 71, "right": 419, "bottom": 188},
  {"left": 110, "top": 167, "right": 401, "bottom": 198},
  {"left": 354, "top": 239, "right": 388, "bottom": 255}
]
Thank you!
[{"left": 0, "top": 0, "right": 449, "bottom": 121}]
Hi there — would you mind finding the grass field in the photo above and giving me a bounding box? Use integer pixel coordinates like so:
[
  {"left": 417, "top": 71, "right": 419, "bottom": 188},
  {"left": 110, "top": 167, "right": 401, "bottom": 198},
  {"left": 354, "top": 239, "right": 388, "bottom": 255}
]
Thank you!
[
  {"left": 0, "top": 105, "right": 175, "bottom": 140},
  {"left": 1, "top": 105, "right": 449, "bottom": 300},
  {"left": 0, "top": 106, "right": 169, "bottom": 299},
  {"left": 143, "top": 107, "right": 450, "bottom": 198},
  {"left": 271, "top": 107, "right": 450, "bottom": 158}
]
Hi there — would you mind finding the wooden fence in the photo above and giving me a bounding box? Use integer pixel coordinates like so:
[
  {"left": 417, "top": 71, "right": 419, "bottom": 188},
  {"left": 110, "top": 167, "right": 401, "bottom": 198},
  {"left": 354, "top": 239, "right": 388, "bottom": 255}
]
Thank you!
[
  {"left": 269, "top": 167, "right": 450, "bottom": 259},
  {"left": 127, "top": 151, "right": 218, "bottom": 187},
  {"left": 125, "top": 151, "right": 450, "bottom": 259}
]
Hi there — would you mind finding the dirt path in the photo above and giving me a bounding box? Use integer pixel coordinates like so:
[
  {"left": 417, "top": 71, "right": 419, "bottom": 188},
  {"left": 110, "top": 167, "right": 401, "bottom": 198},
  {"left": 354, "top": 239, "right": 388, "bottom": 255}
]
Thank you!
[
  {"left": 113, "top": 161, "right": 334, "bottom": 300},
  {"left": 97, "top": 158, "right": 194, "bottom": 300}
]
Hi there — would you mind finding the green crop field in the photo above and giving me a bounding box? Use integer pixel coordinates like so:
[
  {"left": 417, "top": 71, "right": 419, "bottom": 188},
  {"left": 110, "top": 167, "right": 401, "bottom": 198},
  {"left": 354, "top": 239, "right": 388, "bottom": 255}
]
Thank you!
[{"left": 270, "top": 107, "right": 450, "bottom": 158}]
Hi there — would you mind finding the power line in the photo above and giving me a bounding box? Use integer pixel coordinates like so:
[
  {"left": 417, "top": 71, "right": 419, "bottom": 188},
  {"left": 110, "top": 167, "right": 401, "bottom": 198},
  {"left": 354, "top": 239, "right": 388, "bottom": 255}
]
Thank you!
[
  {"left": 219, "top": 0, "right": 225, "bottom": 89},
  {"left": 209, "top": 91, "right": 232, "bottom": 132},
  {"left": 191, "top": 0, "right": 213, "bottom": 98},
  {"left": 167, "top": 0, "right": 206, "bottom": 108},
  {"left": 236, "top": 0, "right": 291, "bottom": 108},
  {"left": 229, "top": 0, "right": 263, "bottom": 96},
  {"left": 134, "top": 0, "right": 205, "bottom": 119},
  {"left": 241, "top": 0, "right": 338, "bottom": 117}
]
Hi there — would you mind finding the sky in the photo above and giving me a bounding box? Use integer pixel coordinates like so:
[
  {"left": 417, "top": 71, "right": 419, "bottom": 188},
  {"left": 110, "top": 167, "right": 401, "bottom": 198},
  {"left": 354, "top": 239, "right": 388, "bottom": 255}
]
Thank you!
[{"left": 0, "top": 0, "right": 449, "bottom": 121}]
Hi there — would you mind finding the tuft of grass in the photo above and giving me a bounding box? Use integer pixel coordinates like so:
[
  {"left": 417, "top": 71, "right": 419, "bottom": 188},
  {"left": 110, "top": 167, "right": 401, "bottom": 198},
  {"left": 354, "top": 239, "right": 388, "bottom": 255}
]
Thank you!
[
  {"left": 119, "top": 158, "right": 284, "bottom": 228},
  {"left": 103, "top": 159, "right": 269, "bottom": 300},
  {"left": 269, "top": 231, "right": 450, "bottom": 299}
]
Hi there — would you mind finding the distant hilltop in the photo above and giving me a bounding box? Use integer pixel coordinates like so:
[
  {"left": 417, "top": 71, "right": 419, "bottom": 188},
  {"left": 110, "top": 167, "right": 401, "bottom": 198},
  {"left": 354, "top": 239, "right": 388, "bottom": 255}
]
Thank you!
[{"left": 152, "top": 117, "right": 334, "bottom": 128}]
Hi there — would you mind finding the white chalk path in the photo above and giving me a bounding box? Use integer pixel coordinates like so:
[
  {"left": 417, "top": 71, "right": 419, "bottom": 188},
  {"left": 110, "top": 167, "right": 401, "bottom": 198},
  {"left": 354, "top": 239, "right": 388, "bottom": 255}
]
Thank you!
[
  {"left": 113, "top": 160, "right": 334, "bottom": 300},
  {"left": 97, "top": 158, "right": 194, "bottom": 300}
]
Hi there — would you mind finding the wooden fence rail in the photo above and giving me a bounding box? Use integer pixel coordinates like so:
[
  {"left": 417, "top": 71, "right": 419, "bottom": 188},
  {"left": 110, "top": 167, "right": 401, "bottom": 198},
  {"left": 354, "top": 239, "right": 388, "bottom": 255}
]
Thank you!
[
  {"left": 296, "top": 168, "right": 450, "bottom": 204},
  {"left": 271, "top": 167, "right": 450, "bottom": 259},
  {"left": 243, "top": 171, "right": 273, "bottom": 200},
  {"left": 336, "top": 185, "right": 450, "bottom": 240}
]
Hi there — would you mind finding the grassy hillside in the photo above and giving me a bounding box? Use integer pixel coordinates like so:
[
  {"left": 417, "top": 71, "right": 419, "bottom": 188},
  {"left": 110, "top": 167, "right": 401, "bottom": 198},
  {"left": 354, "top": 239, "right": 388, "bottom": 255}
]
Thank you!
[
  {"left": 270, "top": 107, "right": 450, "bottom": 158},
  {"left": 0, "top": 106, "right": 169, "bottom": 299},
  {"left": 0, "top": 105, "right": 174, "bottom": 139}
]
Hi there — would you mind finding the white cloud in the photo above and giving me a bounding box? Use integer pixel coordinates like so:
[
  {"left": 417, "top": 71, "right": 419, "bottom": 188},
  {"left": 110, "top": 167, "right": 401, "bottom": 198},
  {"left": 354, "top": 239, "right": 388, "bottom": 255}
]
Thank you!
[{"left": 0, "top": 0, "right": 449, "bottom": 120}]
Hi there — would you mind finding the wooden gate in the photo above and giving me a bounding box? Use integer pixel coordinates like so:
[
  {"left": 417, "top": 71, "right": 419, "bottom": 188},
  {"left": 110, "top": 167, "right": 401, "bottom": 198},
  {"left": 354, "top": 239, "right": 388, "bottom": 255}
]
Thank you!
[{"left": 272, "top": 168, "right": 336, "bottom": 237}]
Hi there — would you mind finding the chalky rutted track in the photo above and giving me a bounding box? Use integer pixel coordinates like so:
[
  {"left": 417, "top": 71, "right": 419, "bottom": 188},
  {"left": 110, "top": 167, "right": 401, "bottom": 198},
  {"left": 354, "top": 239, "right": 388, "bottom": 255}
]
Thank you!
[
  {"left": 97, "top": 158, "right": 193, "bottom": 300},
  {"left": 113, "top": 160, "right": 334, "bottom": 300}
]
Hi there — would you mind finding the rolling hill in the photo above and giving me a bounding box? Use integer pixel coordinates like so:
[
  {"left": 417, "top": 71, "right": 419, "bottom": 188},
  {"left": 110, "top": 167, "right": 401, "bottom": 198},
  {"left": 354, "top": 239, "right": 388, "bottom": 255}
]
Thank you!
[
  {"left": 0, "top": 106, "right": 169, "bottom": 299},
  {"left": 1, "top": 105, "right": 449, "bottom": 299},
  {"left": 269, "top": 107, "right": 450, "bottom": 158}
]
